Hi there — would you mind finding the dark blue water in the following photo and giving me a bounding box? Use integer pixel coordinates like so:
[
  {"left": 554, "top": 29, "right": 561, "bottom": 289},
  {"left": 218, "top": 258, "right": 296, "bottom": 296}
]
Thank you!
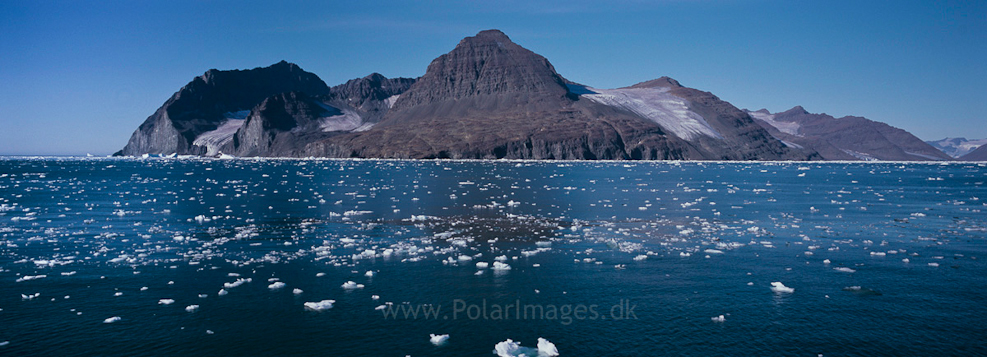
[{"left": 1, "top": 158, "right": 985, "bottom": 356}]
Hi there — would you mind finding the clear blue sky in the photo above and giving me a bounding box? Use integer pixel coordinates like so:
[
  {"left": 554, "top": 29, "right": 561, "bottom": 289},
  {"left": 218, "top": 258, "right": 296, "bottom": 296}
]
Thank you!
[{"left": 1, "top": 0, "right": 984, "bottom": 155}]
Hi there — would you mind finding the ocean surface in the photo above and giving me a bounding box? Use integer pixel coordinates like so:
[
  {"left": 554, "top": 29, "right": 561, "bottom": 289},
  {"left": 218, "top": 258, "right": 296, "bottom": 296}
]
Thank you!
[{"left": 1, "top": 158, "right": 986, "bottom": 356}]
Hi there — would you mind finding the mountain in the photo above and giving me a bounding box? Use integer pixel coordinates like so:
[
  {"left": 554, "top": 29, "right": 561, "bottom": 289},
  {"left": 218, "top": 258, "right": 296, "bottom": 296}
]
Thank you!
[
  {"left": 746, "top": 107, "right": 951, "bottom": 161},
  {"left": 118, "top": 29, "right": 944, "bottom": 161},
  {"left": 116, "top": 61, "right": 331, "bottom": 156},
  {"left": 926, "top": 137, "right": 987, "bottom": 158},
  {"left": 960, "top": 144, "right": 987, "bottom": 161},
  {"left": 302, "top": 30, "right": 809, "bottom": 160}
]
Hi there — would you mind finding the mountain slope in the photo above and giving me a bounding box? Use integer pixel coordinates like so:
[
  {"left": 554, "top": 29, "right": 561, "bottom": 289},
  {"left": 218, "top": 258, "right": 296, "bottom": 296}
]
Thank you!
[
  {"left": 304, "top": 30, "right": 809, "bottom": 160},
  {"left": 960, "top": 144, "right": 987, "bottom": 161},
  {"left": 747, "top": 107, "right": 951, "bottom": 161},
  {"left": 926, "top": 137, "right": 987, "bottom": 158},
  {"left": 116, "top": 61, "right": 330, "bottom": 156}
]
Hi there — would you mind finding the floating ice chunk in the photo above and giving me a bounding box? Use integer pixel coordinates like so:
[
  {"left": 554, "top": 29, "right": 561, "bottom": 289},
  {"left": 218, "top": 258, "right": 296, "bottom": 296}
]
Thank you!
[
  {"left": 458, "top": 255, "right": 473, "bottom": 262},
  {"left": 711, "top": 315, "right": 726, "bottom": 322},
  {"left": 680, "top": 252, "right": 691, "bottom": 257},
  {"left": 476, "top": 262, "right": 490, "bottom": 269},
  {"left": 823, "top": 259, "right": 831, "bottom": 264},
  {"left": 492, "top": 262, "right": 512, "bottom": 271},
  {"left": 61, "top": 271, "right": 77, "bottom": 276},
  {"left": 114, "top": 292, "right": 123, "bottom": 297},
  {"left": 537, "top": 338, "right": 559, "bottom": 356},
  {"left": 293, "top": 288, "right": 303, "bottom": 295},
  {"left": 365, "top": 271, "right": 375, "bottom": 277},
  {"left": 834, "top": 267, "right": 856, "bottom": 273},
  {"left": 15, "top": 274, "right": 47, "bottom": 282},
  {"left": 140, "top": 286, "right": 148, "bottom": 291},
  {"left": 303, "top": 299, "right": 336, "bottom": 311},
  {"left": 185, "top": 305, "right": 199, "bottom": 312},
  {"left": 218, "top": 289, "right": 228, "bottom": 296},
  {"left": 372, "top": 295, "right": 380, "bottom": 300},
  {"left": 268, "top": 282, "right": 286, "bottom": 290},
  {"left": 0, "top": 341, "right": 7, "bottom": 346},
  {"left": 494, "top": 255, "right": 508, "bottom": 261},
  {"left": 198, "top": 294, "right": 208, "bottom": 298},
  {"left": 704, "top": 249, "right": 724, "bottom": 254},
  {"left": 870, "top": 252, "right": 886, "bottom": 257},
  {"left": 159, "top": 299, "right": 175, "bottom": 305},
  {"left": 633, "top": 255, "right": 648, "bottom": 261},
  {"left": 430, "top": 333, "right": 450, "bottom": 346},
  {"left": 770, "top": 282, "right": 794, "bottom": 294},
  {"left": 902, "top": 258, "right": 910, "bottom": 263},
  {"left": 103, "top": 316, "right": 122, "bottom": 324},
  {"left": 493, "top": 339, "right": 523, "bottom": 357},
  {"left": 928, "top": 262, "right": 939, "bottom": 267},
  {"left": 375, "top": 305, "right": 387, "bottom": 311},
  {"left": 21, "top": 293, "right": 40, "bottom": 300},
  {"left": 341, "top": 281, "right": 365, "bottom": 289}
]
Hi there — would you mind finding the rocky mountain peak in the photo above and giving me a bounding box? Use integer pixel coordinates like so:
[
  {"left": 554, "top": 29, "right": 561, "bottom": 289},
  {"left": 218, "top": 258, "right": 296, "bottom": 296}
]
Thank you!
[
  {"left": 627, "top": 76, "right": 683, "bottom": 89},
  {"left": 390, "top": 29, "right": 571, "bottom": 110}
]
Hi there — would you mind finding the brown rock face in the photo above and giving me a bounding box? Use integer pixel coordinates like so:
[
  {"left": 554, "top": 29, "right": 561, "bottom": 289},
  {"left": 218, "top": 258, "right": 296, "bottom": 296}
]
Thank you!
[{"left": 748, "top": 107, "right": 952, "bottom": 161}]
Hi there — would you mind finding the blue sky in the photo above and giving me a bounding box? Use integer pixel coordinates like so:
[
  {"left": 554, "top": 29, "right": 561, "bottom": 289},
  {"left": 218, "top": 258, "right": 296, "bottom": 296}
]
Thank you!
[{"left": 1, "top": 0, "right": 984, "bottom": 155}]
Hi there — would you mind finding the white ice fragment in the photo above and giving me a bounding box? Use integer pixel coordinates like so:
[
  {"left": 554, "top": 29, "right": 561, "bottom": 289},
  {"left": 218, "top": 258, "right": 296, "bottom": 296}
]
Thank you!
[
  {"left": 341, "top": 281, "right": 365, "bottom": 289},
  {"left": 218, "top": 289, "right": 228, "bottom": 296},
  {"left": 492, "top": 262, "right": 512, "bottom": 271},
  {"left": 293, "top": 288, "right": 303, "bottom": 295},
  {"left": 185, "top": 305, "right": 199, "bottom": 312},
  {"left": 834, "top": 267, "right": 856, "bottom": 273},
  {"left": 711, "top": 315, "right": 726, "bottom": 322},
  {"left": 103, "top": 316, "right": 122, "bottom": 324},
  {"left": 365, "top": 271, "right": 375, "bottom": 277},
  {"left": 429, "top": 333, "right": 450, "bottom": 346},
  {"left": 770, "top": 282, "right": 795, "bottom": 294},
  {"left": 476, "top": 262, "right": 490, "bottom": 269},
  {"left": 633, "top": 255, "right": 648, "bottom": 261},
  {"left": 159, "top": 299, "right": 175, "bottom": 305},
  {"left": 928, "top": 262, "right": 940, "bottom": 267},
  {"left": 268, "top": 282, "right": 286, "bottom": 290},
  {"left": 304, "top": 299, "right": 336, "bottom": 311},
  {"left": 493, "top": 339, "right": 523, "bottom": 357},
  {"left": 823, "top": 259, "right": 831, "bottom": 264},
  {"left": 537, "top": 338, "right": 559, "bottom": 356}
]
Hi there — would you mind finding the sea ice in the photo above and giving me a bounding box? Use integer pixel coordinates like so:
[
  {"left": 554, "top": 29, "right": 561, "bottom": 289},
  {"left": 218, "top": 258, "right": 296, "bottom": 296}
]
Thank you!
[
  {"left": 476, "top": 262, "right": 490, "bottom": 269},
  {"left": 103, "top": 316, "right": 122, "bottom": 324},
  {"left": 834, "top": 267, "right": 856, "bottom": 273},
  {"left": 492, "top": 262, "right": 512, "bottom": 271},
  {"left": 711, "top": 315, "right": 726, "bottom": 322},
  {"left": 185, "top": 305, "right": 199, "bottom": 312},
  {"left": 365, "top": 271, "right": 375, "bottom": 277},
  {"left": 537, "top": 338, "right": 559, "bottom": 356},
  {"left": 268, "top": 282, "right": 286, "bottom": 290},
  {"left": 293, "top": 288, "right": 303, "bottom": 295},
  {"left": 159, "top": 299, "right": 175, "bottom": 305},
  {"left": 341, "top": 281, "right": 365, "bottom": 289},
  {"left": 633, "top": 255, "right": 648, "bottom": 261},
  {"left": 303, "top": 300, "right": 336, "bottom": 311},
  {"left": 218, "top": 289, "right": 228, "bottom": 296},
  {"left": 429, "top": 333, "right": 450, "bottom": 345},
  {"left": 770, "top": 282, "right": 795, "bottom": 294}
]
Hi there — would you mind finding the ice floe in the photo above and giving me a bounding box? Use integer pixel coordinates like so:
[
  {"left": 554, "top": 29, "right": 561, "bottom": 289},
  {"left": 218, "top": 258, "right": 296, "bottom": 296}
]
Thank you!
[
  {"left": 303, "top": 300, "right": 336, "bottom": 311},
  {"left": 770, "top": 282, "right": 794, "bottom": 294},
  {"left": 429, "top": 333, "right": 449, "bottom": 346}
]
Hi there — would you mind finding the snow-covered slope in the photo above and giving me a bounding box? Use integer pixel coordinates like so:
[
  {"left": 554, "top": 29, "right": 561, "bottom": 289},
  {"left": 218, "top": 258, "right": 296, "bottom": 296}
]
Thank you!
[
  {"left": 580, "top": 86, "right": 722, "bottom": 141},
  {"left": 192, "top": 110, "right": 251, "bottom": 156},
  {"left": 747, "top": 110, "right": 801, "bottom": 136},
  {"left": 926, "top": 137, "right": 987, "bottom": 158}
]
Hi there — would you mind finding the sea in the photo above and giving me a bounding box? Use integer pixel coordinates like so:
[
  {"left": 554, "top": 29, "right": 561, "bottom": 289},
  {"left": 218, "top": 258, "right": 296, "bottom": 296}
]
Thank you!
[{"left": 1, "top": 157, "right": 985, "bottom": 356}]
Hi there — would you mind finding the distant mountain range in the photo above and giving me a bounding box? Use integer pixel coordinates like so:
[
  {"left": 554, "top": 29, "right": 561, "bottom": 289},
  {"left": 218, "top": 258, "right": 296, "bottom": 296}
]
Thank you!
[
  {"left": 925, "top": 137, "right": 987, "bottom": 160},
  {"left": 117, "top": 29, "right": 971, "bottom": 161}
]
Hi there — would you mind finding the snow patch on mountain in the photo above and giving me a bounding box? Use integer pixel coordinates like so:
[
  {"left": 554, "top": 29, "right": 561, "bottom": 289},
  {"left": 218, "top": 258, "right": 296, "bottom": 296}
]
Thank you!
[
  {"left": 926, "top": 137, "right": 987, "bottom": 158},
  {"left": 580, "top": 86, "right": 722, "bottom": 141},
  {"left": 193, "top": 117, "right": 247, "bottom": 156},
  {"left": 748, "top": 111, "right": 801, "bottom": 136}
]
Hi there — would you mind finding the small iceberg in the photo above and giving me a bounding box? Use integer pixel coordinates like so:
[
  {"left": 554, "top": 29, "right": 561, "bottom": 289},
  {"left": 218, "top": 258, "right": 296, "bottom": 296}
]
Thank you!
[
  {"left": 833, "top": 267, "right": 856, "bottom": 273},
  {"left": 493, "top": 338, "right": 558, "bottom": 357},
  {"left": 537, "top": 338, "right": 559, "bottom": 356},
  {"left": 185, "top": 305, "right": 199, "bottom": 312},
  {"left": 711, "top": 315, "right": 726, "bottom": 322},
  {"left": 633, "top": 255, "right": 648, "bottom": 261},
  {"left": 365, "top": 271, "right": 375, "bottom": 277},
  {"left": 304, "top": 299, "right": 336, "bottom": 311},
  {"left": 429, "top": 333, "right": 449, "bottom": 346},
  {"left": 158, "top": 299, "right": 175, "bottom": 305},
  {"left": 293, "top": 288, "right": 303, "bottom": 295},
  {"left": 268, "top": 282, "right": 286, "bottom": 290},
  {"left": 476, "top": 262, "right": 490, "bottom": 269},
  {"left": 770, "top": 282, "right": 794, "bottom": 294},
  {"left": 341, "top": 281, "right": 365, "bottom": 289},
  {"left": 103, "top": 316, "right": 122, "bottom": 324},
  {"left": 492, "top": 262, "right": 512, "bottom": 271}
]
